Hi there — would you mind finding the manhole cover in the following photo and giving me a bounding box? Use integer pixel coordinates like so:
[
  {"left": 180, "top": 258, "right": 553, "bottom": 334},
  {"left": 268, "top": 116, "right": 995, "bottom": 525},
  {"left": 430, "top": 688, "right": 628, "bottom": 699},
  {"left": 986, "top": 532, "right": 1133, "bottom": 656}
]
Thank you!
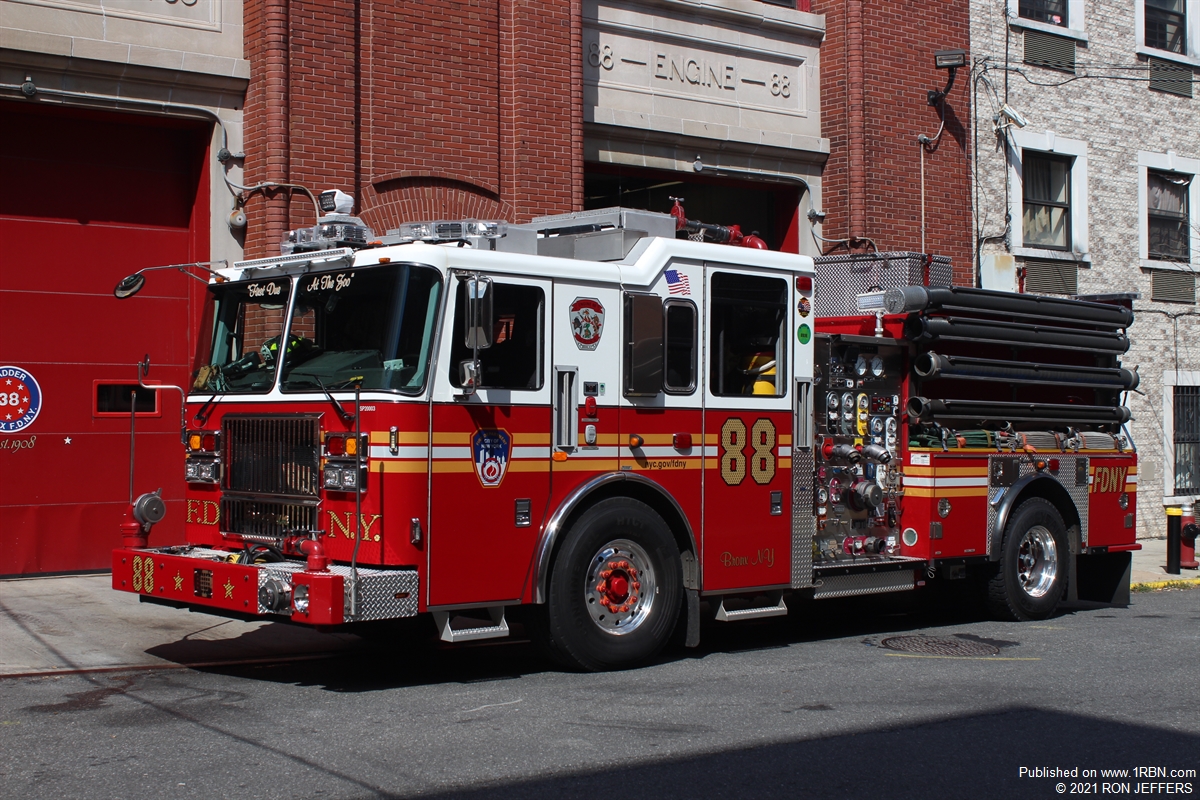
[{"left": 881, "top": 635, "right": 999, "bottom": 657}]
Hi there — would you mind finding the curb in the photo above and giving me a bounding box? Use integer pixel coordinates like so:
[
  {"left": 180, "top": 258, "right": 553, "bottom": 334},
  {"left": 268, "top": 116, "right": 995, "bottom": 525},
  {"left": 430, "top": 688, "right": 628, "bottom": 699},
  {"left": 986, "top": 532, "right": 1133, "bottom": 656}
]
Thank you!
[{"left": 1131, "top": 578, "right": 1200, "bottom": 592}]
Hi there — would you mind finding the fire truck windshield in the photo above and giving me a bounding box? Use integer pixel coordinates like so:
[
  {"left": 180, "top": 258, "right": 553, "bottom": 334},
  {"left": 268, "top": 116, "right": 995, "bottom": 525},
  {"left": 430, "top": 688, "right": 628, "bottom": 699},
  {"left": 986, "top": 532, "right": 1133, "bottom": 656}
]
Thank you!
[
  {"left": 194, "top": 278, "right": 292, "bottom": 394},
  {"left": 280, "top": 263, "right": 443, "bottom": 395}
]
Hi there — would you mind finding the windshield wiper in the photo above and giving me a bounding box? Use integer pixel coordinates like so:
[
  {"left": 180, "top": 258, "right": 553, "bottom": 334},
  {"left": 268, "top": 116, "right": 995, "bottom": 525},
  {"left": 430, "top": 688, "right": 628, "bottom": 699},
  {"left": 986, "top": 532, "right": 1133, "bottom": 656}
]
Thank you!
[
  {"left": 313, "top": 376, "right": 355, "bottom": 424},
  {"left": 193, "top": 392, "right": 220, "bottom": 426}
]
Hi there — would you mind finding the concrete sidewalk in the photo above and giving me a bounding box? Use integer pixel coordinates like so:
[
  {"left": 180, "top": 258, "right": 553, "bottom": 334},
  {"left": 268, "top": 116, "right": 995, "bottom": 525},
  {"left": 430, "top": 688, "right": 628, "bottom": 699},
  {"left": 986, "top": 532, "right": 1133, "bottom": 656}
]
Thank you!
[
  {"left": 0, "top": 573, "right": 365, "bottom": 677},
  {"left": 1129, "top": 536, "right": 1200, "bottom": 588},
  {"left": 1, "top": 543, "right": 1195, "bottom": 678}
]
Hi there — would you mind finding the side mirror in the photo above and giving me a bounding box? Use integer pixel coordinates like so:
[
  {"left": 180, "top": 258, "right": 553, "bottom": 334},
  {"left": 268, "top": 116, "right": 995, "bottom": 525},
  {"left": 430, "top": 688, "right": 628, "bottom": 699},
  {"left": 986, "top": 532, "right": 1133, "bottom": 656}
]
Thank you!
[
  {"left": 458, "top": 360, "right": 479, "bottom": 396},
  {"left": 114, "top": 273, "right": 146, "bottom": 299},
  {"left": 464, "top": 277, "right": 494, "bottom": 350}
]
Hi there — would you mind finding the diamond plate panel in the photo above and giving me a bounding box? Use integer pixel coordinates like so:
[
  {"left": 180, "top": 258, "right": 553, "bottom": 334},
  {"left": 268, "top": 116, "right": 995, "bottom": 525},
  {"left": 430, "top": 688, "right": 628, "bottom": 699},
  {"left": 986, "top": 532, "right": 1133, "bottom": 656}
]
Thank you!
[
  {"left": 814, "top": 252, "right": 952, "bottom": 317},
  {"left": 791, "top": 446, "right": 815, "bottom": 589},
  {"left": 812, "top": 569, "right": 916, "bottom": 599},
  {"left": 254, "top": 561, "right": 419, "bottom": 619},
  {"left": 339, "top": 566, "right": 420, "bottom": 621},
  {"left": 987, "top": 455, "right": 1089, "bottom": 556}
]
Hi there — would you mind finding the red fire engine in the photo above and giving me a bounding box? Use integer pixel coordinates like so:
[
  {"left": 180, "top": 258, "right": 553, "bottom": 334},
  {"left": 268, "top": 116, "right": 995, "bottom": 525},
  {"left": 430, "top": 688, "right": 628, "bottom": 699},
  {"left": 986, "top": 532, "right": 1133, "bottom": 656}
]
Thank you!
[{"left": 111, "top": 199, "right": 1140, "bottom": 671}]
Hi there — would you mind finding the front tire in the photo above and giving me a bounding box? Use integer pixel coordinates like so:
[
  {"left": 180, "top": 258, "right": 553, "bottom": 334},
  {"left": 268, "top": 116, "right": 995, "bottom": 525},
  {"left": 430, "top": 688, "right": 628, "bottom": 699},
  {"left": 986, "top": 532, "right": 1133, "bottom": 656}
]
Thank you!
[
  {"left": 539, "top": 498, "right": 681, "bottom": 671},
  {"left": 987, "top": 497, "right": 1067, "bottom": 621}
]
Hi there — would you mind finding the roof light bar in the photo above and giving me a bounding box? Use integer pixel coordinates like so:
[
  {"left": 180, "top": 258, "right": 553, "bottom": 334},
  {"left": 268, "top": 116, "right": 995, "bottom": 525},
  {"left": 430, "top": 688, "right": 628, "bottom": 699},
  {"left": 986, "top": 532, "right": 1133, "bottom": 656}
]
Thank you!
[{"left": 391, "top": 220, "right": 509, "bottom": 243}]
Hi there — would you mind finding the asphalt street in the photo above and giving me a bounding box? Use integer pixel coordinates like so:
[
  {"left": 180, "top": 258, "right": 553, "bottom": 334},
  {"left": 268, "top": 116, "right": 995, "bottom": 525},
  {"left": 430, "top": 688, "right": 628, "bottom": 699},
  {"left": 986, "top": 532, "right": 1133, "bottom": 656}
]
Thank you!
[{"left": 1, "top": 588, "right": 1197, "bottom": 800}]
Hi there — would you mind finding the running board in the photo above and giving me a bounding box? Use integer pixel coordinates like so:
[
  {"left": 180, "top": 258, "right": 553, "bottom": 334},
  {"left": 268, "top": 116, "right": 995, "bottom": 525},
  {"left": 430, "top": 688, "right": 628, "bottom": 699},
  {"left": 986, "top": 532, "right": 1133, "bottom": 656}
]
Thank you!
[
  {"left": 432, "top": 607, "right": 510, "bottom": 643},
  {"left": 714, "top": 595, "right": 789, "bottom": 622}
]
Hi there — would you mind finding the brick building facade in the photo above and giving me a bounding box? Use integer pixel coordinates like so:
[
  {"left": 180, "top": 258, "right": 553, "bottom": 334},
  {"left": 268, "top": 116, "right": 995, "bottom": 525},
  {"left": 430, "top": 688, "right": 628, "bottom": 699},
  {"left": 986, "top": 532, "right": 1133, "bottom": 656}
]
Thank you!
[
  {"left": 814, "top": 0, "right": 974, "bottom": 282},
  {"left": 241, "top": 0, "right": 584, "bottom": 259},
  {"left": 971, "top": 0, "right": 1200, "bottom": 538}
]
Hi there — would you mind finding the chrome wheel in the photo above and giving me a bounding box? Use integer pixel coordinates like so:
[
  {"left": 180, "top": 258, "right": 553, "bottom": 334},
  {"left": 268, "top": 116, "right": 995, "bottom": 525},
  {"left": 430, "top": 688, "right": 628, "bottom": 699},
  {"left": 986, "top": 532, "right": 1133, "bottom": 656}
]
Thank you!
[
  {"left": 584, "top": 538, "right": 657, "bottom": 635},
  {"left": 1016, "top": 524, "right": 1058, "bottom": 598}
]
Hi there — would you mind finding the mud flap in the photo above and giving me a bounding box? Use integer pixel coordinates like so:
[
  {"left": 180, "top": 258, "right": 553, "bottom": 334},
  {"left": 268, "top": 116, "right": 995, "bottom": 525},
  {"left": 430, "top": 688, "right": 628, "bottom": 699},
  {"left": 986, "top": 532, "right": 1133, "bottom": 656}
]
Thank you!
[
  {"left": 685, "top": 588, "right": 700, "bottom": 648},
  {"left": 1075, "top": 552, "right": 1132, "bottom": 606}
]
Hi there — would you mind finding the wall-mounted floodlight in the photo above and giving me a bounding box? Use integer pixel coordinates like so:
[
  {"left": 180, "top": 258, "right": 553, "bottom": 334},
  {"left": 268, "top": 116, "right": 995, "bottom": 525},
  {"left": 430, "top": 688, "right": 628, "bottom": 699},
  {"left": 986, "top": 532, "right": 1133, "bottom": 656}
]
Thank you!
[
  {"left": 928, "top": 49, "right": 968, "bottom": 105},
  {"left": 934, "top": 49, "right": 968, "bottom": 69}
]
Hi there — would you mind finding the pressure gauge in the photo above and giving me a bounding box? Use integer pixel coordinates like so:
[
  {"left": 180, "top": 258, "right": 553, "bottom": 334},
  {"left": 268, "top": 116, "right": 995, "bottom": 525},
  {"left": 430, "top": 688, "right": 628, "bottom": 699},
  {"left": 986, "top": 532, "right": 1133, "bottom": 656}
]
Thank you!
[
  {"left": 842, "top": 392, "right": 855, "bottom": 411},
  {"left": 816, "top": 487, "right": 830, "bottom": 504},
  {"left": 827, "top": 392, "right": 840, "bottom": 410},
  {"left": 870, "top": 355, "right": 885, "bottom": 377},
  {"left": 870, "top": 416, "right": 885, "bottom": 435},
  {"left": 855, "top": 354, "right": 869, "bottom": 376}
]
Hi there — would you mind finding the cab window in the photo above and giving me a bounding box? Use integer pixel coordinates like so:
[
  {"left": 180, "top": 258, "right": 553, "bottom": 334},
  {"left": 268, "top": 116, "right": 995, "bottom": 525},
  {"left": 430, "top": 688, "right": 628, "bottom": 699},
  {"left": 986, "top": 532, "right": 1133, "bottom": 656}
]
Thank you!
[
  {"left": 663, "top": 299, "right": 697, "bottom": 394},
  {"left": 449, "top": 281, "right": 544, "bottom": 390},
  {"left": 709, "top": 272, "right": 787, "bottom": 397}
]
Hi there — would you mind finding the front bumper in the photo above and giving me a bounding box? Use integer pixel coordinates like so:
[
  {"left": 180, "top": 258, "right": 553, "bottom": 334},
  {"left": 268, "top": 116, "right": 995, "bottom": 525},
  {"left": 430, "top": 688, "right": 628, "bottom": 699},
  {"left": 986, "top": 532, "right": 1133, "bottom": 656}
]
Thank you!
[{"left": 113, "top": 546, "right": 419, "bottom": 625}]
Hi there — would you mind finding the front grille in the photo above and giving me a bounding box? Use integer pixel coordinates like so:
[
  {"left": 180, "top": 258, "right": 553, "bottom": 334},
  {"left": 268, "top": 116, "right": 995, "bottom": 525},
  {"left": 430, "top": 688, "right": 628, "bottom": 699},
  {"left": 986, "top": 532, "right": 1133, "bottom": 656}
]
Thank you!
[
  {"left": 223, "top": 415, "right": 320, "bottom": 497},
  {"left": 221, "top": 496, "right": 319, "bottom": 543}
]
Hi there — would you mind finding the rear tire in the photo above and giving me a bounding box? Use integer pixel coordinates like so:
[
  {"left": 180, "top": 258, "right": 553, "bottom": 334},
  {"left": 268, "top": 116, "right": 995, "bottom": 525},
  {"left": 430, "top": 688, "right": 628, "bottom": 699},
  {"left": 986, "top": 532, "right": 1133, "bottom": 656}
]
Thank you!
[
  {"left": 536, "top": 498, "right": 681, "bottom": 671},
  {"left": 986, "top": 497, "right": 1067, "bottom": 621}
]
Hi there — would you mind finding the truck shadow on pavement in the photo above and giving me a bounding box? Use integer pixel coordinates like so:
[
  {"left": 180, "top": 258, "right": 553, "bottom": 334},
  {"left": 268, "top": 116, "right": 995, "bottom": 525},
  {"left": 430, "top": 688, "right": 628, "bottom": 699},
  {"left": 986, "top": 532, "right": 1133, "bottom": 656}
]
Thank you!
[{"left": 154, "top": 590, "right": 1131, "bottom": 694}]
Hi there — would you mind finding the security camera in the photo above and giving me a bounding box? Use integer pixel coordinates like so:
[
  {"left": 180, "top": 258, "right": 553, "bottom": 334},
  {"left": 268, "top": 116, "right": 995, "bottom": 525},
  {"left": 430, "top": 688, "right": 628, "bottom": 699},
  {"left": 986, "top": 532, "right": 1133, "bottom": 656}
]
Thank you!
[{"left": 999, "top": 104, "right": 1028, "bottom": 128}]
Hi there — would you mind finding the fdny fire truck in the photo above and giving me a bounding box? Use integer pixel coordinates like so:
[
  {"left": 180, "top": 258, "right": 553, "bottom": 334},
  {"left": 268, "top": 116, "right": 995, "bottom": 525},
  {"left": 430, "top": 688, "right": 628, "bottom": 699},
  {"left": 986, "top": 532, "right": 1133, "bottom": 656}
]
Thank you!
[{"left": 111, "top": 199, "right": 1140, "bottom": 671}]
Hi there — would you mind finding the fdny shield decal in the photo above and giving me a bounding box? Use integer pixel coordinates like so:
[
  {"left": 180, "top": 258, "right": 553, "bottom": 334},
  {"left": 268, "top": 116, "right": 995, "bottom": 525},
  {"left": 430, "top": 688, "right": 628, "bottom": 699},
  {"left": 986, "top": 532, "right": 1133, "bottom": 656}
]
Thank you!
[
  {"left": 570, "top": 297, "right": 605, "bottom": 351},
  {"left": 0, "top": 366, "right": 43, "bottom": 433},
  {"left": 472, "top": 429, "right": 511, "bottom": 487}
]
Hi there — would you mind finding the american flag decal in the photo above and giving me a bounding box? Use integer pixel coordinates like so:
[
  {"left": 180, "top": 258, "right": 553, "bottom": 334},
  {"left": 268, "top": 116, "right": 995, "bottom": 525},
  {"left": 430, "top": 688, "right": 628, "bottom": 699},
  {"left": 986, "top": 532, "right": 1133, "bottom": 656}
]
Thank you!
[{"left": 664, "top": 269, "right": 691, "bottom": 296}]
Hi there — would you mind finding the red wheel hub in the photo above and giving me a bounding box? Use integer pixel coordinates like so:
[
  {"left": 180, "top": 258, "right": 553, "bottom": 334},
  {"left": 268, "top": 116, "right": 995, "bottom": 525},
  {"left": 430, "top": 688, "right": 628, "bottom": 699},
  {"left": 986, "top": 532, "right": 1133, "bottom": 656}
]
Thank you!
[{"left": 598, "top": 559, "right": 640, "bottom": 611}]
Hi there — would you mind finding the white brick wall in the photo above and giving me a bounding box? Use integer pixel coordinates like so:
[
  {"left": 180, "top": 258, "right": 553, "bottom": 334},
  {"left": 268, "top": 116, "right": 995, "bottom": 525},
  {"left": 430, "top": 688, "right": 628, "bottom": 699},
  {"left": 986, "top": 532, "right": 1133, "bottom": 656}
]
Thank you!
[{"left": 970, "top": 0, "right": 1200, "bottom": 538}]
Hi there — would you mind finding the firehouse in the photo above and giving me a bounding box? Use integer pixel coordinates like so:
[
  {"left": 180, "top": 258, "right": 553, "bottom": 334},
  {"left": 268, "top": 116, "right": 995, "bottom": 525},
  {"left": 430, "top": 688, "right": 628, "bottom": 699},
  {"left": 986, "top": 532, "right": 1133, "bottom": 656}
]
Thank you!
[{"left": 110, "top": 197, "right": 1140, "bottom": 671}]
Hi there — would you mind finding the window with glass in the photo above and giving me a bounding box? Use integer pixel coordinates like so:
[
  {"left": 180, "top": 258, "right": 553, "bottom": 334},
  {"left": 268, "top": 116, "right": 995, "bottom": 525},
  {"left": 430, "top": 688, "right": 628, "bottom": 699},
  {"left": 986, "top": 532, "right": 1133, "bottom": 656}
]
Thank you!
[
  {"left": 1148, "top": 171, "right": 1192, "bottom": 262},
  {"left": 195, "top": 279, "right": 292, "bottom": 393},
  {"left": 709, "top": 273, "right": 788, "bottom": 397},
  {"left": 1023, "top": 152, "right": 1073, "bottom": 250},
  {"left": 279, "top": 264, "right": 443, "bottom": 394},
  {"left": 1020, "top": 0, "right": 1067, "bottom": 26},
  {"left": 448, "top": 281, "right": 544, "bottom": 390},
  {"left": 1176, "top": 386, "right": 1200, "bottom": 494},
  {"left": 664, "top": 300, "right": 697, "bottom": 394},
  {"left": 1146, "top": 0, "right": 1187, "bottom": 54}
]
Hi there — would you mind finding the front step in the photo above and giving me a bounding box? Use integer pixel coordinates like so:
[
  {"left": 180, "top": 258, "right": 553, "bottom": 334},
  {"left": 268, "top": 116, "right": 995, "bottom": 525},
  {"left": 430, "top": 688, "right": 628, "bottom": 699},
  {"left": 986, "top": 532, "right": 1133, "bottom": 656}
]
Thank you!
[
  {"left": 432, "top": 606, "right": 510, "bottom": 643},
  {"left": 714, "top": 595, "right": 789, "bottom": 622}
]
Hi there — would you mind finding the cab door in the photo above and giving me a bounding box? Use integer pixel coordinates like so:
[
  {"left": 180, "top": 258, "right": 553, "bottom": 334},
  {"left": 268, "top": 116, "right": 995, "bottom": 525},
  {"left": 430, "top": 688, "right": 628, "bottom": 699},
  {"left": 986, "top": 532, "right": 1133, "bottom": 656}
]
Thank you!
[
  {"left": 701, "top": 267, "right": 794, "bottom": 592},
  {"left": 429, "top": 273, "right": 552, "bottom": 607}
]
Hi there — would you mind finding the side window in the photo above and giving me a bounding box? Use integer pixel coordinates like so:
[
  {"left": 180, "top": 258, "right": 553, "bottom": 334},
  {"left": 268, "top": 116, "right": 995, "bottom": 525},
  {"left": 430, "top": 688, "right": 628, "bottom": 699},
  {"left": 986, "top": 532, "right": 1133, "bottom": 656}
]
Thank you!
[
  {"left": 1148, "top": 170, "right": 1192, "bottom": 262},
  {"left": 663, "top": 300, "right": 697, "bottom": 394},
  {"left": 1019, "top": 0, "right": 1067, "bottom": 26},
  {"left": 1145, "top": 0, "right": 1187, "bottom": 54},
  {"left": 709, "top": 272, "right": 788, "bottom": 397},
  {"left": 1022, "top": 151, "right": 1072, "bottom": 250},
  {"left": 449, "top": 281, "right": 544, "bottom": 390}
]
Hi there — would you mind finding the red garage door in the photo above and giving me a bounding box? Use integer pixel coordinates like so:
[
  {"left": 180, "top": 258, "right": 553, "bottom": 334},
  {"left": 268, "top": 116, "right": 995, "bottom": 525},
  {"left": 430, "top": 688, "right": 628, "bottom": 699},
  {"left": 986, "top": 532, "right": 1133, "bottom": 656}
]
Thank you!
[{"left": 0, "top": 102, "right": 210, "bottom": 575}]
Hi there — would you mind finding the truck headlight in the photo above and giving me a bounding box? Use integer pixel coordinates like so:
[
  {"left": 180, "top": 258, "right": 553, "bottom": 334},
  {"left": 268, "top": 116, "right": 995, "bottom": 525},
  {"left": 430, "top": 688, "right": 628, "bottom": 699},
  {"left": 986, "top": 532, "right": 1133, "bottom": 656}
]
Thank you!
[
  {"left": 185, "top": 457, "right": 219, "bottom": 484},
  {"left": 341, "top": 467, "right": 358, "bottom": 489},
  {"left": 292, "top": 584, "right": 310, "bottom": 614},
  {"left": 324, "top": 466, "right": 342, "bottom": 488}
]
